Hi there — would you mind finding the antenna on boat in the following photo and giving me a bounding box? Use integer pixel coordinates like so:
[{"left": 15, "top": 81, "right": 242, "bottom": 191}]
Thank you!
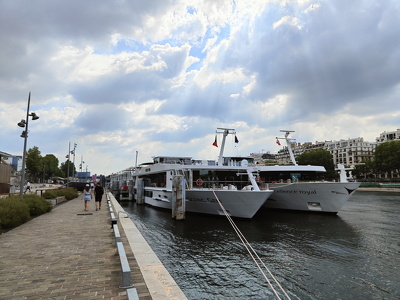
[
  {"left": 279, "top": 130, "right": 297, "bottom": 166},
  {"left": 216, "top": 128, "right": 236, "bottom": 166}
]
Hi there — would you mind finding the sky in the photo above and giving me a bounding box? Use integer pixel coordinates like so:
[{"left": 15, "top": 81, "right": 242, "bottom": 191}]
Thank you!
[{"left": 1, "top": 0, "right": 399, "bottom": 176}]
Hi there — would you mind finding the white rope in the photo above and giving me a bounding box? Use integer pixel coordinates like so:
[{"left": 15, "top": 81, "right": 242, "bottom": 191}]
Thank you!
[{"left": 212, "top": 191, "right": 291, "bottom": 300}]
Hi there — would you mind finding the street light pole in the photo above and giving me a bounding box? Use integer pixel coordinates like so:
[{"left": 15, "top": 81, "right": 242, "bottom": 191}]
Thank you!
[
  {"left": 66, "top": 142, "right": 77, "bottom": 185},
  {"left": 66, "top": 142, "right": 71, "bottom": 187},
  {"left": 80, "top": 155, "right": 85, "bottom": 172},
  {"left": 18, "top": 92, "right": 39, "bottom": 197},
  {"left": 72, "top": 143, "right": 77, "bottom": 179}
]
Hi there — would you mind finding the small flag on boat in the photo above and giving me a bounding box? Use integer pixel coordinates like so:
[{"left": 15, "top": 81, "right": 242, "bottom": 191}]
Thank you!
[
  {"left": 276, "top": 138, "right": 281, "bottom": 146},
  {"left": 213, "top": 135, "right": 218, "bottom": 147},
  {"left": 235, "top": 135, "right": 239, "bottom": 143}
]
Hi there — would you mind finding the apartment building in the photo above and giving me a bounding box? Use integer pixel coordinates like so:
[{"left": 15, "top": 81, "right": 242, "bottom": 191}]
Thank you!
[
  {"left": 249, "top": 151, "right": 277, "bottom": 164},
  {"left": 0, "top": 151, "right": 13, "bottom": 193},
  {"left": 324, "top": 137, "right": 376, "bottom": 166},
  {"left": 272, "top": 137, "right": 377, "bottom": 166},
  {"left": 376, "top": 129, "right": 400, "bottom": 143}
]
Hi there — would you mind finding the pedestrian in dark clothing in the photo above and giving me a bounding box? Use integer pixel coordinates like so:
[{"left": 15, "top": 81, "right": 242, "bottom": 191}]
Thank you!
[{"left": 94, "top": 182, "right": 104, "bottom": 211}]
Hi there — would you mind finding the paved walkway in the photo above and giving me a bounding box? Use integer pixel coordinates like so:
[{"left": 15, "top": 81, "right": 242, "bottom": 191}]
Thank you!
[{"left": 0, "top": 194, "right": 151, "bottom": 299}]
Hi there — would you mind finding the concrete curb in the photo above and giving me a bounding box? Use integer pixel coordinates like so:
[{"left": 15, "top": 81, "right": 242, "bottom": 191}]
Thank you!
[{"left": 108, "top": 192, "right": 188, "bottom": 300}]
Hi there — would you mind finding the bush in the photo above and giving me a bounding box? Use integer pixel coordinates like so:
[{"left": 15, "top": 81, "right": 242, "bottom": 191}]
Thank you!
[
  {"left": 0, "top": 188, "right": 80, "bottom": 231},
  {"left": 42, "top": 189, "right": 59, "bottom": 199},
  {"left": 22, "top": 194, "right": 52, "bottom": 216},
  {"left": 0, "top": 197, "right": 31, "bottom": 229},
  {"left": 62, "top": 187, "right": 79, "bottom": 200},
  {"left": 42, "top": 187, "right": 78, "bottom": 200}
]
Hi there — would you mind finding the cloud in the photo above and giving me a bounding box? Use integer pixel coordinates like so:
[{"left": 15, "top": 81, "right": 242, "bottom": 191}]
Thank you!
[
  {"left": 248, "top": 1, "right": 400, "bottom": 114},
  {"left": 1, "top": 0, "right": 400, "bottom": 175}
]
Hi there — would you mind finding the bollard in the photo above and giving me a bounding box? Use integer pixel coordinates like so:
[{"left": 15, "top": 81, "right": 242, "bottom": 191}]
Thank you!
[
  {"left": 172, "top": 175, "right": 186, "bottom": 220},
  {"left": 136, "top": 179, "right": 144, "bottom": 204},
  {"left": 128, "top": 179, "right": 134, "bottom": 201}
]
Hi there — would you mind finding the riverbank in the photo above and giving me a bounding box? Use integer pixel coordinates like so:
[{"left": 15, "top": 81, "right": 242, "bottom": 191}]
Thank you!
[{"left": 357, "top": 187, "right": 400, "bottom": 192}]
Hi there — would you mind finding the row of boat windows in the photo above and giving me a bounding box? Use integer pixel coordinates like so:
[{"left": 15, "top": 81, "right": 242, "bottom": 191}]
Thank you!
[
  {"left": 139, "top": 171, "right": 323, "bottom": 189},
  {"left": 258, "top": 171, "right": 323, "bottom": 183},
  {"left": 193, "top": 170, "right": 249, "bottom": 189}
]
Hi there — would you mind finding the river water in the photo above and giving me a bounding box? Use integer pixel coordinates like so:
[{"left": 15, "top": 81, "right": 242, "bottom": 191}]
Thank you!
[{"left": 121, "top": 191, "right": 400, "bottom": 300}]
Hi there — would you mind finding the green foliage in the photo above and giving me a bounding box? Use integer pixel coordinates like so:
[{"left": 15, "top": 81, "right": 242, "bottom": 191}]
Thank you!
[
  {"left": 296, "top": 148, "right": 337, "bottom": 180},
  {"left": 62, "top": 188, "right": 79, "bottom": 200},
  {"left": 42, "top": 154, "right": 63, "bottom": 180},
  {"left": 42, "top": 187, "right": 78, "bottom": 200},
  {"left": 296, "top": 149, "right": 335, "bottom": 170},
  {"left": 41, "top": 189, "right": 59, "bottom": 199},
  {"left": 21, "top": 194, "right": 52, "bottom": 216},
  {"left": 374, "top": 141, "right": 400, "bottom": 177},
  {"left": 24, "top": 146, "right": 72, "bottom": 182},
  {"left": 0, "top": 193, "right": 61, "bottom": 230},
  {"left": 353, "top": 158, "right": 376, "bottom": 179},
  {"left": 26, "top": 146, "right": 42, "bottom": 182},
  {"left": 60, "top": 160, "right": 76, "bottom": 178},
  {"left": 0, "top": 197, "right": 31, "bottom": 229}
]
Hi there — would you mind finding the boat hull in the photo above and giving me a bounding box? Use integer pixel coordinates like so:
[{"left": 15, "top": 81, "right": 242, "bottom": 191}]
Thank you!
[
  {"left": 264, "top": 182, "right": 360, "bottom": 214},
  {"left": 144, "top": 188, "right": 273, "bottom": 218}
]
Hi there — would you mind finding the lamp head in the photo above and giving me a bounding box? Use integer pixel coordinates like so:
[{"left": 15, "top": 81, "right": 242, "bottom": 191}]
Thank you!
[
  {"left": 30, "top": 112, "right": 39, "bottom": 120},
  {"left": 18, "top": 119, "right": 26, "bottom": 128},
  {"left": 20, "top": 131, "right": 28, "bottom": 138}
]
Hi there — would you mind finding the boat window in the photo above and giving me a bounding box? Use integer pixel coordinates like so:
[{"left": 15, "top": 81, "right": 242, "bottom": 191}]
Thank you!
[
  {"left": 259, "top": 171, "right": 324, "bottom": 182},
  {"left": 142, "top": 173, "right": 167, "bottom": 188},
  {"left": 191, "top": 170, "right": 250, "bottom": 189},
  {"left": 291, "top": 173, "right": 301, "bottom": 182}
]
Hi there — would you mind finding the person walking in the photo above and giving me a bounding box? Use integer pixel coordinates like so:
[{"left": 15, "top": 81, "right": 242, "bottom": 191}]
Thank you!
[
  {"left": 82, "top": 184, "right": 93, "bottom": 211},
  {"left": 94, "top": 182, "right": 104, "bottom": 211},
  {"left": 25, "top": 181, "right": 31, "bottom": 194}
]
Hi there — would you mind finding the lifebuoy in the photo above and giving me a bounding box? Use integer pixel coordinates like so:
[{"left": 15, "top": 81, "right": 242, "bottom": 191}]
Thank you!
[
  {"left": 196, "top": 178, "right": 203, "bottom": 186},
  {"left": 272, "top": 181, "right": 277, "bottom": 184}
]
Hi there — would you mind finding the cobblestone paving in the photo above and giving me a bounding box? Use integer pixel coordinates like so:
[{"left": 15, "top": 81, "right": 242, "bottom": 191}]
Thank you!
[{"left": 0, "top": 195, "right": 151, "bottom": 299}]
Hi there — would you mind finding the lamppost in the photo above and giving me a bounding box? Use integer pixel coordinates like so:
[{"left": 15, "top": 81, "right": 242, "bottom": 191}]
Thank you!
[
  {"left": 66, "top": 143, "right": 71, "bottom": 186},
  {"left": 72, "top": 143, "right": 77, "bottom": 179},
  {"left": 79, "top": 155, "right": 85, "bottom": 172},
  {"left": 66, "top": 142, "right": 77, "bottom": 186},
  {"left": 17, "top": 92, "right": 39, "bottom": 197}
]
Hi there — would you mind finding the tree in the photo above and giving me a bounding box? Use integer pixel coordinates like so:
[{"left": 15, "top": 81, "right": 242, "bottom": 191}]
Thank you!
[
  {"left": 374, "top": 141, "right": 400, "bottom": 178},
  {"left": 296, "top": 148, "right": 337, "bottom": 180},
  {"left": 25, "top": 146, "right": 67, "bottom": 182},
  {"left": 60, "top": 160, "right": 76, "bottom": 179},
  {"left": 353, "top": 158, "right": 376, "bottom": 179},
  {"left": 26, "top": 146, "right": 42, "bottom": 182},
  {"left": 42, "top": 154, "right": 63, "bottom": 181}
]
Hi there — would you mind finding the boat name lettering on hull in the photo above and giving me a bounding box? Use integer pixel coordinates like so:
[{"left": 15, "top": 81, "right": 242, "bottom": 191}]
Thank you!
[
  {"left": 275, "top": 190, "right": 317, "bottom": 195},
  {"left": 187, "top": 197, "right": 217, "bottom": 203}
]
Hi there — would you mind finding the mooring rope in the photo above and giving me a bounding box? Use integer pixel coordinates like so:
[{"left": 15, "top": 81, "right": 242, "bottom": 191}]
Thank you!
[{"left": 212, "top": 191, "right": 291, "bottom": 300}]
